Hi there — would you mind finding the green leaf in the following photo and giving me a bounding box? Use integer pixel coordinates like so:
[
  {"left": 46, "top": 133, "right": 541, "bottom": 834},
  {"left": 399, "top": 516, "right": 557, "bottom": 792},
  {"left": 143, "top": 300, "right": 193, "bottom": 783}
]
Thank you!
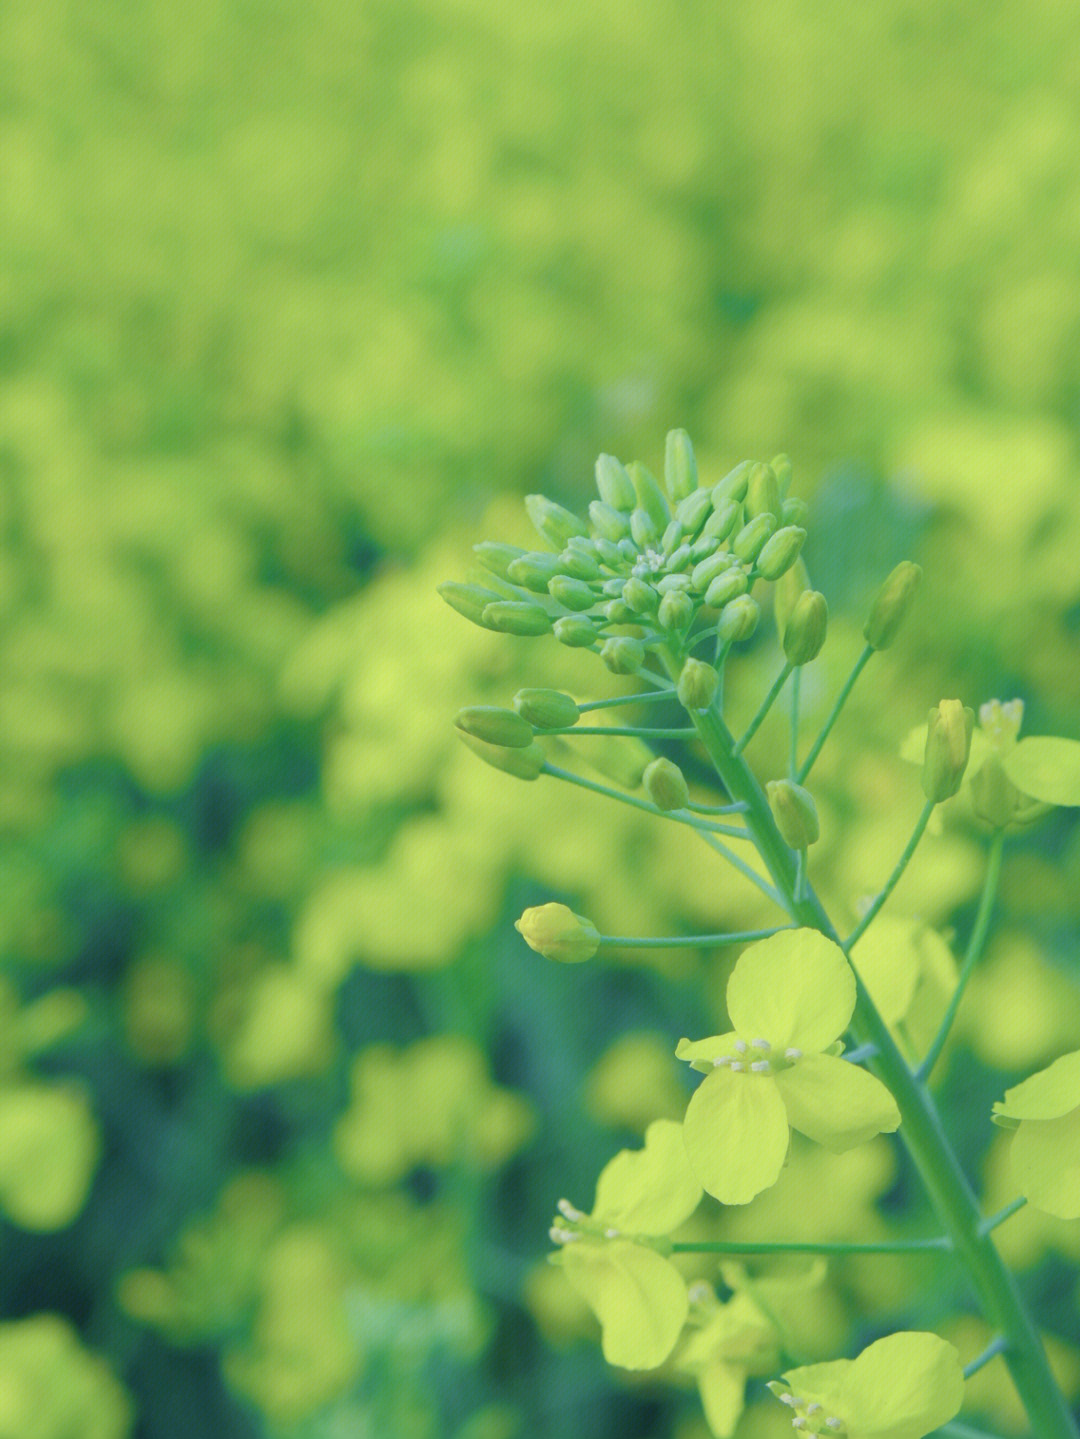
[
  {"left": 682, "top": 1068, "right": 789, "bottom": 1204},
  {"left": 561, "top": 1240, "right": 688, "bottom": 1369},
  {"left": 725, "top": 929, "right": 855, "bottom": 1053},
  {"left": 592, "top": 1119, "right": 702, "bottom": 1234},
  {"left": 774, "top": 1054, "right": 901, "bottom": 1151},
  {"left": 1002, "top": 735, "right": 1080, "bottom": 806},
  {"left": 841, "top": 1331, "right": 964, "bottom": 1439},
  {"left": 994, "top": 1048, "right": 1080, "bottom": 1121},
  {"left": 1009, "top": 1108, "right": 1080, "bottom": 1220}
]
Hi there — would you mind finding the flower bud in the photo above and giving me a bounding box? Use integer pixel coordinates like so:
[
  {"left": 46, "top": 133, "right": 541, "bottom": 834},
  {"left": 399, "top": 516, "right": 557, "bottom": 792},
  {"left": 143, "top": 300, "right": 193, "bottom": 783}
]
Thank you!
[
  {"left": 553, "top": 616, "right": 598, "bottom": 648},
  {"left": 549, "top": 576, "right": 598, "bottom": 612},
  {"left": 507, "top": 552, "right": 565, "bottom": 592},
  {"left": 559, "top": 546, "right": 601, "bottom": 581},
  {"left": 702, "top": 499, "right": 740, "bottom": 542},
  {"left": 666, "top": 542, "right": 693, "bottom": 571},
  {"left": 656, "top": 573, "right": 692, "bottom": 595},
  {"left": 513, "top": 689, "right": 579, "bottom": 729},
  {"left": 690, "top": 534, "right": 721, "bottom": 561},
  {"left": 515, "top": 903, "right": 600, "bottom": 962},
  {"left": 677, "top": 659, "right": 719, "bottom": 711},
  {"left": 473, "top": 542, "right": 527, "bottom": 578},
  {"left": 525, "top": 494, "right": 589, "bottom": 547},
  {"left": 755, "top": 525, "right": 806, "bottom": 581},
  {"left": 481, "top": 601, "right": 554, "bottom": 636},
  {"left": 712, "top": 461, "right": 751, "bottom": 505},
  {"left": 676, "top": 487, "right": 714, "bottom": 537},
  {"left": 455, "top": 705, "right": 535, "bottom": 748},
  {"left": 864, "top": 561, "right": 922, "bottom": 650},
  {"left": 704, "top": 569, "right": 749, "bottom": 609},
  {"left": 601, "top": 637, "right": 646, "bottom": 674},
  {"left": 622, "top": 577, "right": 659, "bottom": 614},
  {"left": 691, "top": 550, "right": 736, "bottom": 593},
  {"left": 465, "top": 565, "right": 521, "bottom": 602},
  {"left": 627, "top": 461, "right": 670, "bottom": 530},
  {"left": 661, "top": 518, "right": 684, "bottom": 553},
  {"left": 592, "top": 537, "right": 624, "bottom": 569},
  {"left": 766, "top": 779, "right": 820, "bottom": 849},
  {"left": 604, "top": 598, "right": 635, "bottom": 624},
  {"left": 770, "top": 454, "right": 793, "bottom": 497},
  {"left": 783, "top": 590, "right": 828, "bottom": 666},
  {"left": 630, "top": 507, "right": 659, "bottom": 548},
  {"left": 744, "top": 462, "right": 782, "bottom": 524},
  {"left": 780, "top": 496, "right": 808, "bottom": 527},
  {"left": 595, "top": 454, "right": 636, "bottom": 512},
  {"left": 922, "top": 700, "right": 975, "bottom": 802},
  {"left": 458, "top": 731, "right": 545, "bottom": 780},
  {"left": 732, "top": 512, "right": 777, "bottom": 563},
  {"left": 658, "top": 590, "right": 694, "bottom": 631},
  {"left": 773, "top": 557, "right": 810, "bottom": 636},
  {"left": 716, "top": 594, "right": 760, "bottom": 644},
  {"left": 664, "top": 429, "right": 698, "bottom": 501},
  {"left": 588, "top": 499, "right": 630, "bottom": 542},
  {"left": 644, "top": 757, "right": 690, "bottom": 811},
  {"left": 437, "top": 582, "right": 504, "bottom": 629}
]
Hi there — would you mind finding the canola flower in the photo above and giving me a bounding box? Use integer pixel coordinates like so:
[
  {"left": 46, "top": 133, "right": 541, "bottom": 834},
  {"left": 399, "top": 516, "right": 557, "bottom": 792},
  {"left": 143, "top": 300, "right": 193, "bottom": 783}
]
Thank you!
[{"left": 993, "top": 1049, "right": 1080, "bottom": 1220}]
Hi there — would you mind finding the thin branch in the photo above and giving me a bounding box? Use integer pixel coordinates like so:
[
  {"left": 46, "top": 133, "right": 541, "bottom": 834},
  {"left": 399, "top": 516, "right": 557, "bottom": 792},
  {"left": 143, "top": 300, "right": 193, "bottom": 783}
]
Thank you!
[
  {"left": 843, "top": 799, "right": 936, "bottom": 951},
  {"left": 597, "top": 926, "right": 796, "bottom": 949},
  {"left": 978, "top": 1197, "right": 1027, "bottom": 1237},
  {"left": 672, "top": 1236, "right": 953, "bottom": 1255},
  {"left": 797, "top": 642, "right": 874, "bottom": 783},
  {"left": 964, "top": 1335, "right": 1009, "bottom": 1379}
]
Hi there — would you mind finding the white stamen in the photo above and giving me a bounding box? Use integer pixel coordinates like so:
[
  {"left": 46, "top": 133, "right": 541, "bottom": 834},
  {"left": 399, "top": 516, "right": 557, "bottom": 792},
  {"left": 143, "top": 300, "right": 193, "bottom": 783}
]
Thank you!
[
  {"left": 604, "top": 1227, "right": 620, "bottom": 1238},
  {"left": 806, "top": 1404, "right": 822, "bottom": 1414},
  {"left": 785, "top": 1047, "right": 803, "bottom": 1060},
  {"left": 750, "top": 1037, "right": 771, "bottom": 1051},
  {"left": 713, "top": 1054, "right": 732, "bottom": 1067},
  {"left": 730, "top": 1061, "right": 745, "bottom": 1073},
  {"left": 733, "top": 1038, "right": 748, "bottom": 1052},
  {"left": 557, "top": 1198, "right": 584, "bottom": 1221},
  {"left": 826, "top": 1420, "right": 843, "bottom": 1431},
  {"left": 778, "top": 1394, "right": 796, "bottom": 1406},
  {"left": 750, "top": 1060, "right": 771, "bottom": 1073},
  {"left": 792, "top": 1420, "right": 807, "bottom": 1431},
  {"left": 549, "top": 1226, "right": 579, "bottom": 1244},
  {"left": 687, "top": 1282, "right": 711, "bottom": 1304}
]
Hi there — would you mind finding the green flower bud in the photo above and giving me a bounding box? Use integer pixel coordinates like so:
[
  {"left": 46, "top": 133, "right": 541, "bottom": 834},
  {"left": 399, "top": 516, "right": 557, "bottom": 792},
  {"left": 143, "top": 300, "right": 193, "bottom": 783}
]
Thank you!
[
  {"left": 458, "top": 731, "right": 545, "bottom": 780},
  {"left": 643, "top": 756, "right": 690, "bottom": 811},
  {"left": 437, "top": 582, "right": 504, "bottom": 629},
  {"left": 656, "top": 573, "right": 692, "bottom": 595},
  {"left": 716, "top": 594, "right": 760, "bottom": 643},
  {"left": 755, "top": 525, "right": 806, "bottom": 581},
  {"left": 622, "top": 577, "right": 659, "bottom": 613},
  {"left": 702, "top": 499, "right": 740, "bottom": 542},
  {"left": 617, "top": 538, "right": 638, "bottom": 562},
  {"left": 525, "top": 494, "right": 589, "bottom": 547},
  {"left": 712, "top": 461, "right": 751, "bottom": 505},
  {"left": 675, "top": 487, "right": 714, "bottom": 537},
  {"left": 770, "top": 453, "right": 793, "bottom": 497},
  {"left": 691, "top": 551, "right": 736, "bottom": 593},
  {"left": 667, "top": 543, "right": 693, "bottom": 571},
  {"left": 515, "top": 902, "right": 600, "bottom": 962},
  {"left": 455, "top": 705, "right": 535, "bottom": 748},
  {"left": 658, "top": 590, "right": 694, "bottom": 631},
  {"left": 559, "top": 546, "right": 601, "bottom": 581},
  {"left": 588, "top": 499, "right": 631, "bottom": 542},
  {"left": 601, "top": 637, "right": 646, "bottom": 674},
  {"left": 604, "top": 598, "right": 635, "bottom": 624},
  {"left": 464, "top": 564, "right": 522, "bottom": 602},
  {"left": 690, "top": 533, "right": 721, "bottom": 561},
  {"left": 704, "top": 568, "right": 749, "bottom": 609},
  {"left": 595, "top": 454, "right": 636, "bottom": 512},
  {"left": 513, "top": 689, "right": 580, "bottom": 729},
  {"left": 780, "top": 496, "right": 808, "bottom": 527},
  {"left": 549, "top": 576, "right": 598, "bottom": 612},
  {"left": 630, "top": 507, "right": 659, "bottom": 548},
  {"left": 553, "top": 616, "right": 598, "bottom": 647},
  {"left": 627, "top": 461, "right": 670, "bottom": 531},
  {"left": 773, "top": 557, "right": 810, "bottom": 636},
  {"left": 473, "top": 542, "right": 527, "bottom": 578},
  {"left": 732, "top": 512, "right": 777, "bottom": 563},
  {"left": 592, "top": 537, "right": 624, "bottom": 568},
  {"left": 922, "top": 700, "right": 975, "bottom": 802},
  {"left": 482, "top": 601, "right": 554, "bottom": 636},
  {"left": 783, "top": 590, "right": 828, "bottom": 665},
  {"left": 661, "top": 518, "right": 684, "bottom": 553},
  {"left": 766, "top": 778, "right": 820, "bottom": 848},
  {"left": 744, "top": 462, "right": 782, "bottom": 524},
  {"left": 664, "top": 429, "right": 698, "bottom": 501},
  {"left": 507, "top": 551, "right": 565, "bottom": 592},
  {"left": 864, "top": 561, "right": 922, "bottom": 650},
  {"left": 677, "top": 659, "right": 719, "bottom": 711}
]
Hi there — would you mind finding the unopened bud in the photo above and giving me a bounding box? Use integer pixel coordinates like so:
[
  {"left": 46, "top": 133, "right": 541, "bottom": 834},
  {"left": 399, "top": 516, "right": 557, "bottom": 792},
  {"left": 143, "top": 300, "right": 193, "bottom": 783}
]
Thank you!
[
  {"left": 595, "top": 454, "right": 636, "bottom": 512},
  {"left": 593, "top": 537, "right": 624, "bottom": 569},
  {"left": 773, "top": 557, "right": 810, "bottom": 636},
  {"left": 783, "top": 590, "right": 828, "bottom": 666},
  {"left": 515, "top": 903, "right": 600, "bottom": 962},
  {"left": 864, "top": 561, "right": 922, "bottom": 650},
  {"left": 455, "top": 706, "right": 535, "bottom": 748},
  {"left": 716, "top": 594, "right": 760, "bottom": 644},
  {"left": 604, "top": 598, "right": 635, "bottom": 624},
  {"left": 553, "top": 616, "right": 598, "bottom": 648},
  {"left": 630, "top": 507, "right": 659, "bottom": 548},
  {"left": 732, "top": 512, "right": 777, "bottom": 563},
  {"left": 549, "top": 576, "right": 598, "bottom": 612},
  {"left": 692, "top": 550, "right": 736, "bottom": 593},
  {"left": 473, "top": 542, "right": 527, "bottom": 579},
  {"left": 525, "top": 494, "right": 589, "bottom": 547},
  {"left": 664, "top": 429, "right": 698, "bottom": 501},
  {"left": 601, "top": 637, "right": 646, "bottom": 674},
  {"left": 675, "top": 487, "right": 714, "bottom": 537},
  {"left": 780, "top": 496, "right": 808, "bottom": 527},
  {"left": 704, "top": 569, "right": 749, "bottom": 610},
  {"left": 970, "top": 754, "right": 1024, "bottom": 830},
  {"left": 658, "top": 590, "right": 694, "bottom": 631},
  {"left": 755, "top": 525, "right": 806, "bottom": 581},
  {"left": 513, "top": 689, "right": 579, "bottom": 729},
  {"left": 438, "top": 582, "right": 504, "bottom": 629},
  {"left": 770, "top": 454, "right": 793, "bottom": 497},
  {"left": 589, "top": 499, "right": 631, "bottom": 543},
  {"left": 744, "top": 462, "right": 782, "bottom": 524},
  {"left": 558, "top": 546, "right": 601, "bottom": 581},
  {"left": 690, "top": 534, "right": 721, "bottom": 561},
  {"left": 656, "top": 573, "right": 692, "bottom": 595},
  {"left": 713, "top": 461, "right": 751, "bottom": 505},
  {"left": 458, "top": 731, "right": 545, "bottom": 780},
  {"left": 922, "top": 700, "right": 975, "bottom": 801},
  {"left": 507, "top": 552, "right": 565, "bottom": 592},
  {"left": 703, "top": 499, "right": 740, "bottom": 542},
  {"left": 644, "top": 757, "right": 690, "bottom": 811},
  {"left": 622, "top": 577, "right": 659, "bottom": 614},
  {"left": 482, "top": 601, "right": 554, "bottom": 636},
  {"left": 627, "top": 461, "right": 670, "bottom": 530},
  {"left": 766, "top": 779, "right": 820, "bottom": 849},
  {"left": 661, "top": 518, "right": 685, "bottom": 554},
  {"left": 677, "top": 659, "right": 719, "bottom": 710}
]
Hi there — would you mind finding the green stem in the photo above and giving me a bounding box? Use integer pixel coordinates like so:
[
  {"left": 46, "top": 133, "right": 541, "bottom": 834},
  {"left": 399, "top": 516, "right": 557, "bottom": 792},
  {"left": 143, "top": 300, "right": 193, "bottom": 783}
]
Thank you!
[
  {"left": 542, "top": 725, "right": 697, "bottom": 738},
  {"left": 796, "top": 642, "right": 873, "bottom": 782},
  {"left": 542, "top": 763, "right": 729, "bottom": 835},
  {"left": 733, "top": 661, "right": 793, "bottom": 755},
  {"left": 674, "top": 672, "right": 1079, "bottom": 1439},
  {"left": 671, "top": 1237, "right": 952, "bottom": 1255},
  {"left": 845, "top": 799, "right": 936, "bottom": 950},
  {"left": 789, "top": 665, "right": 801, "bottom": 777},
  {"left": 685, "top": 800, "right": 749, "bottom": 815},
  {"left": 576, "top": 689, "right": 677, "bottom": 712},
  {"left": 964, "top": 1335, "right": 1008, "bottom": 1379},
  {"left": 917, "top": 830, "right": 1006, "bottom": 1082},
  {"left": 979, "top": 1197, "right": 1026, "bottom": 1236},
  {"left": 597, "top": 926, "right": 795, "bottom": 949}
]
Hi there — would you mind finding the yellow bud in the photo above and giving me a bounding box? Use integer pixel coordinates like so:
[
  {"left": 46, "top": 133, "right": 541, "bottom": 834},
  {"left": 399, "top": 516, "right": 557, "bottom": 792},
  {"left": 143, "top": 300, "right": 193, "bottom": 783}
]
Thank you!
[
  {"left": 455, "top": 706, "right": 534, "bottom": 748},
  {"left": 458, "top": 732, "right": 545, "bottom": 780},
  {"left": 864, "top": 561, "right": 922, "bottom": 650},
  {"left": 677, "top": 659, "right": 719, "bottom": 711},
  {"left": 922, "top": 700, "right": 975, "bottom": 801},
  {"left": 513, "top": 690, "right": 579, "bottom": 729},
  {"left": 515, "top": 903, "right": 600, "bottom": 962},
  {"left": 766, "top": 779, "right": 820, "bottom": 848},
  {"left": 783, "top": 590, "right": 828, "bottom": 666},
  {"left": 643, "top": 757, "right": 690, "bottom": 811}
]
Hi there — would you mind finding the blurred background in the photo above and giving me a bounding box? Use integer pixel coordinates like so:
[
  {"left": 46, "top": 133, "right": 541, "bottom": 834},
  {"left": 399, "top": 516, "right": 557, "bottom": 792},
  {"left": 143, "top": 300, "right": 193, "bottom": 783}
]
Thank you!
[{"left": 3, "top": 1, "right": 1080, "bottom": 1436}]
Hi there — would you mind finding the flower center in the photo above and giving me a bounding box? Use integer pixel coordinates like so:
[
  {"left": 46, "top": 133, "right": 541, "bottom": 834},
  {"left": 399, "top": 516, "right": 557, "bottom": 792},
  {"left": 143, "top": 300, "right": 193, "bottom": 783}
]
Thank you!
[
  {"left": 713, "top": 1038, "right": 803, "bottom": 1076},
  {"left": 776, "top": 1391, "right": 846, "bottom": 1434}
]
